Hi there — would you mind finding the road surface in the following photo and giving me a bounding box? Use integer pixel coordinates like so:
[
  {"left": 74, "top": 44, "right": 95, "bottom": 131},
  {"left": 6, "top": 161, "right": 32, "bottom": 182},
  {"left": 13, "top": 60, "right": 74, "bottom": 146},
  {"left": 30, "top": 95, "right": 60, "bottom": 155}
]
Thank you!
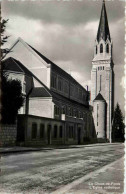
[{"left": 0, "top": 143, "right": 124, "bottom": 193}]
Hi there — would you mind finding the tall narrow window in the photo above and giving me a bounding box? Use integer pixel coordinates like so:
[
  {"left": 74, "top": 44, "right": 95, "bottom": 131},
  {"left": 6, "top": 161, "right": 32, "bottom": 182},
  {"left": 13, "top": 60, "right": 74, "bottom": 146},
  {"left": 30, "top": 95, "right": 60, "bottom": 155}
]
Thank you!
[
  {"left": 100, "top": 75, "right": 102, "bottom": 92},
  {"left": 71, "top": 126, "right": 74, "bottom": 138},
  {"left": 64, "top": 81, "right": 68, "bottom": 94},
  {"left": 58, "top": 79, "right": 63, "bottom": 91},
  {"left": 54, "top": 125, "right": 57, "bottom": 138},
  {"left": 40, "top": 124, "right": 45, "bottom": 138},
  {"left": 69, "top": 126, "right": 74, "bottom": 138},
  {"left": 59, "top": 126, "right": 63, "bottom": 138},
  {"left": 32, "top": 123, "right": 37, "bottom": 139},
  {"left": 68, "top": 107, "right": 73, "bottom": 116},
  {"left": 62, "top": 106, "right": 66, "bottom": 114},
  {"left": 106, "top": 44, "right": 109, "bottom": 53},
  {"left": 96, "top": 46, "right": 97, "bottom": 54},
  {"left": 54, "top": 105, "right": 60, "bottom": 116},
  {"left": 97, "top": 104, "right": 99, "bottom": 126},
  {"left": 51, "top": 75, "right": 57, "bottom": 89},
  {"left": 100, "top": 44, "right": 103, "bottom": 53}
]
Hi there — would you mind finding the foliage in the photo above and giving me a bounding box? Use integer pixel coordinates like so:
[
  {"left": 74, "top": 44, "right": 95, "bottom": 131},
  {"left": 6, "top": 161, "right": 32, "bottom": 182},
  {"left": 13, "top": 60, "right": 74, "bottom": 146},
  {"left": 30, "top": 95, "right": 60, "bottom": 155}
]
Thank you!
[
  {"left": 1, "top": 74, "right": 24, "bottom": 124},
  {"left": 1, "top": 17, "right": 24, "bottom": 124},
  {"left": 1, "top": 18, "right": 10, "bottom": 59},
  {"left": 112, "top": 103, "right": 125, "bottom": 142}
]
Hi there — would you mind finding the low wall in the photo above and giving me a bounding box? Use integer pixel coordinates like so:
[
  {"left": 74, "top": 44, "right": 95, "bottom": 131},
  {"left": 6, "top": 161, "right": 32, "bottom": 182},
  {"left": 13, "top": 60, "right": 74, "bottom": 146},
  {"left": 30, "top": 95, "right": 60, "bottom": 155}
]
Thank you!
[{"left": 0, "top": 125, "right": 17, "bottom": 147}]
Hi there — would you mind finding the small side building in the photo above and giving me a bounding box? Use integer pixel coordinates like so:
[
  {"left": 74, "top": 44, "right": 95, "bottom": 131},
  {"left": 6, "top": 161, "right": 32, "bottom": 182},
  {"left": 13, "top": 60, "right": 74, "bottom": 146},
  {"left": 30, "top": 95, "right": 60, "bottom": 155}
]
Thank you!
[{"left": 93, "top": 93, "right": 106, "bottom": 142}]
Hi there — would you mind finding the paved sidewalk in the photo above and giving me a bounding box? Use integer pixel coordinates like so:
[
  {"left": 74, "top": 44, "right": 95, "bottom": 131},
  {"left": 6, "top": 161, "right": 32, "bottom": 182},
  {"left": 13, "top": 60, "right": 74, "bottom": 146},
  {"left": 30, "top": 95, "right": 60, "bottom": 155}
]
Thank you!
[
  {"left": 0, "top": 143, "right": 123, "bottom": 154},
  {"left": 52, "top": 157, "right": 124, "bottom": 194}
]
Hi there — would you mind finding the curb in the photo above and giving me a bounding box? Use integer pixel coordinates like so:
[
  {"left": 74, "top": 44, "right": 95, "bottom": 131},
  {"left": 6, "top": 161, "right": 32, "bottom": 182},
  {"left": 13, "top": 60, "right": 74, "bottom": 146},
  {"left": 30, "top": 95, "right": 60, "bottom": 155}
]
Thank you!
[{"left": 0, "top": 143, "right": 123, "bottom": 155}]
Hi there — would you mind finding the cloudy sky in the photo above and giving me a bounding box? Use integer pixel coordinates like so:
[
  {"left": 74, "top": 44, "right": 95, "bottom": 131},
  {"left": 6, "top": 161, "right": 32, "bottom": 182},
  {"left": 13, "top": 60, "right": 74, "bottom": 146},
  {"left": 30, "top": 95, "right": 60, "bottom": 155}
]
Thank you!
[{"left": 1, "top": 0, "right": 125, "bottom": 113}]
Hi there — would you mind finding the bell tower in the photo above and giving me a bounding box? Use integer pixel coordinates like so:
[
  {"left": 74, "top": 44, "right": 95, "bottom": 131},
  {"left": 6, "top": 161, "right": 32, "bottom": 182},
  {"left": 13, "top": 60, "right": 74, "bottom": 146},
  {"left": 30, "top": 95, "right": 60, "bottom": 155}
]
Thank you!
[{"left": 91, "top": 0, "right": 114, "bottom": 141}]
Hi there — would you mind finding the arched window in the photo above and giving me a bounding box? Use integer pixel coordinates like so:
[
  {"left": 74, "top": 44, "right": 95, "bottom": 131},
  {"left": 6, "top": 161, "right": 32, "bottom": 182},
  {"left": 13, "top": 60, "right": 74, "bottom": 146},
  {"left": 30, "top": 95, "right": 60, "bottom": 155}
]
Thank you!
[
  {"left": 106, "top": 44, "right": 109, "bottom": 53},
  {"left": 54, "top": 125, "right": 57, "bottom": 138},
  {"left": 100, "top": 44, "right": 103, "bottom": 53},
  {"left": 96, "top": 46, "right": 97, "bottom": 54}
]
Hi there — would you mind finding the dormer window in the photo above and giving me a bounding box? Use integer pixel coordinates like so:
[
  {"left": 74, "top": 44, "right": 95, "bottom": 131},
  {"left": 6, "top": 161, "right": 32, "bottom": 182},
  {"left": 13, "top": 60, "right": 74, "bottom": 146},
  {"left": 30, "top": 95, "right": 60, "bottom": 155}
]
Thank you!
[
  {"left": 100, "top": 44, "right": 103, "bottom": 53},
  {"left": 106, "top": 44, "right": 109, "bottom": 53}
]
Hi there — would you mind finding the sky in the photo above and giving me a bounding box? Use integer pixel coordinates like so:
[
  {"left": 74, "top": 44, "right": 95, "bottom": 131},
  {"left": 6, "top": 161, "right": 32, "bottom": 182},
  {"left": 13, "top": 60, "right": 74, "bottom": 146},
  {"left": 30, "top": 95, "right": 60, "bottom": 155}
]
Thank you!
[{"left": 1, "top": 0, "right": 125, "bottom": 114}]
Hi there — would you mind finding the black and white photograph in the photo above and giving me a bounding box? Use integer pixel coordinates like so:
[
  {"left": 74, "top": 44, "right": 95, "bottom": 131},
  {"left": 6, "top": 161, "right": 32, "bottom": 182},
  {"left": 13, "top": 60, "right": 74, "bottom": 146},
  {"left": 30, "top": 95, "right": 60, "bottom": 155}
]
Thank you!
[{"left": 0, "top": 0, "right": 125, "bottom": 193}]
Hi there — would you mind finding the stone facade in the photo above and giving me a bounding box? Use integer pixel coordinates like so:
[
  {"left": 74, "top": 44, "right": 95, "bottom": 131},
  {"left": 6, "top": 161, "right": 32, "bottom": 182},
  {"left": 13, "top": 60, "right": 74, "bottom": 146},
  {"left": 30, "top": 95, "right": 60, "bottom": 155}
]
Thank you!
[{"left": 0, "top": 125, "right": 17, "bottom": 147}]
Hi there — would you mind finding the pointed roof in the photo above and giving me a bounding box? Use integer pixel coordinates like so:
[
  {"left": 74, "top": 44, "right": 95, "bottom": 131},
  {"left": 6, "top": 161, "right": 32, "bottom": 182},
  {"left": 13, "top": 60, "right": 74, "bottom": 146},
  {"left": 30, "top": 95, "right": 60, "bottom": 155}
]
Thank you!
[
  {"left": 97, "top": 0, "right": 111, "bottom": 42},
  {"left": 94, "top": 93, "right": 106, "bottom": 101}
]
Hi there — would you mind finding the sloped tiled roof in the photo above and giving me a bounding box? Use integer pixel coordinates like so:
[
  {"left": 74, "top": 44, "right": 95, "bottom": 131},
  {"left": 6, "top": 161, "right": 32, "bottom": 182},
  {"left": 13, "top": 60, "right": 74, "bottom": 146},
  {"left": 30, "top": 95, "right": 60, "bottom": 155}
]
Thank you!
[
  {"left": 30, "top": 87, "right": 51, "bottom": 98},
  {"left": 51, "top": 91, "right": 89, "bottom": 108},
  {"left": 94, "top": 93, "right": 106, "bottom": 101}
]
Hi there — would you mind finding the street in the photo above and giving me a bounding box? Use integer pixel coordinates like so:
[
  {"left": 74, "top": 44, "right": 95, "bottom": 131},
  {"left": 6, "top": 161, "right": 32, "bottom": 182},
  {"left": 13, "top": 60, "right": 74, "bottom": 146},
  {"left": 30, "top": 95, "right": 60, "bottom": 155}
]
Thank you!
[{"left": 0, "top": 143, "right": 124, "bottom": 193}]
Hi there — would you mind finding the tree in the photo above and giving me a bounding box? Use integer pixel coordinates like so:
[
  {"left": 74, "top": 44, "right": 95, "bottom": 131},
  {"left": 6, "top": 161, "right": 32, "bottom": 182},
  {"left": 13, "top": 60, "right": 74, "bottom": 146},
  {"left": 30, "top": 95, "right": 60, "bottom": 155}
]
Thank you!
[
  {"left": 1, "top": 18, "right": 24, "bottom": 124},
  {"left": 0, "top": 16, "right": 10, "bottom": 123},
  {"left": 1, "top": 74, "right": 24, "bottom": 124},
  {"left": 1, "top": 18, "right": 10, "bottom": 59},
  {"left": 112, "top": 103, "right": 125, "bottom": 142}
]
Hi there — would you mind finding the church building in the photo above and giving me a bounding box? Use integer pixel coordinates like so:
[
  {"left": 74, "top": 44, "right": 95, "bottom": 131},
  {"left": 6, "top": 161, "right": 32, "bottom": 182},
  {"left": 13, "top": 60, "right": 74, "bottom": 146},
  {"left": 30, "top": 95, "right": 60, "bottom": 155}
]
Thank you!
[
  {"left": 2, "top": 37, "right": 94, "bottom": 146},
  {"left": 2, "top": 0, "right": 114, "bottom": 145}
]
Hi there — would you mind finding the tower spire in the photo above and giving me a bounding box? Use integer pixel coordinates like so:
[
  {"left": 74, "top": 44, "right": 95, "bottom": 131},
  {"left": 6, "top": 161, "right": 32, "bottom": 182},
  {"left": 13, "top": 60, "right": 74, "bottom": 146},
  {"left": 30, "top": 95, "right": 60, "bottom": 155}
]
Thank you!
[{"left": 97, "top": 0, "right": 111, "bottom": 42}]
